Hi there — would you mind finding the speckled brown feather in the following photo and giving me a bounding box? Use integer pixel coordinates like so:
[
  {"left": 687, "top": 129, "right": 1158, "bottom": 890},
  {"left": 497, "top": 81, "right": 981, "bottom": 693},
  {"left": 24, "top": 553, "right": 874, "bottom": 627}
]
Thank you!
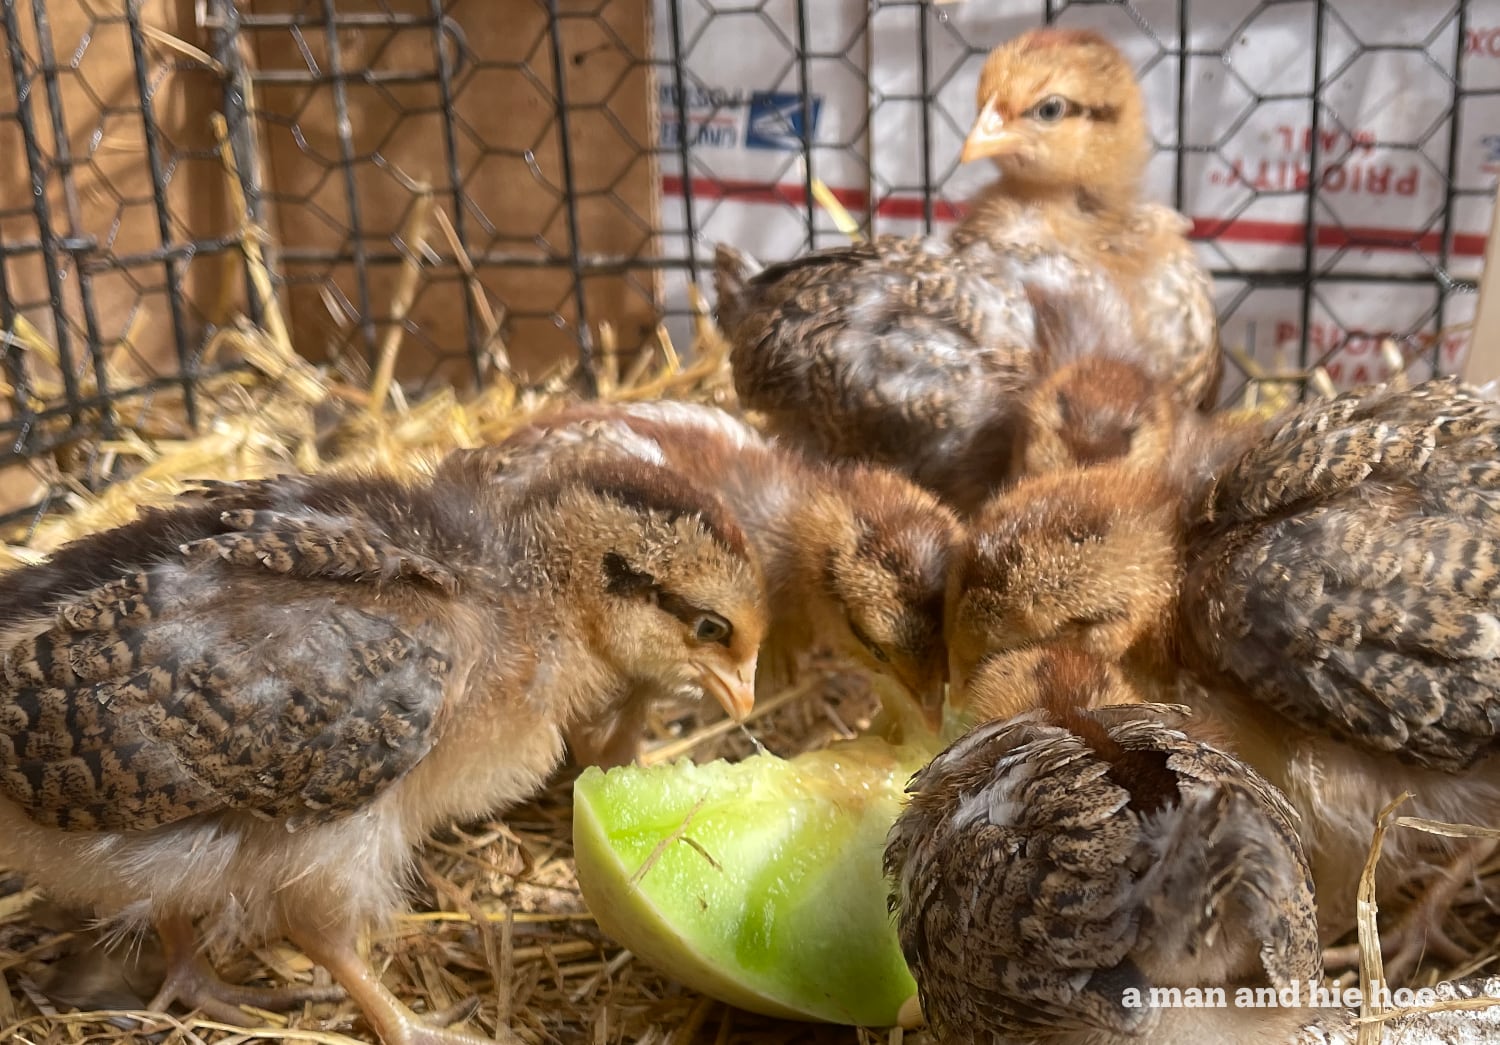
[
  {"left": 0, "top": 472, "right": 502, "bottom": 834},
  {"left": 1181, "top": 378, "right": 1500, "bottom": 770},
  {"left": 184, "top": 509, "right": 463, "bottom": 593},
  {"left": 885, "top": 699, "right": 1318, "bottom": 1043},
  {"left": 0, "top": 559, "right": 451, "bottom": 832},
  {"left": 719, "top": 236, "right": 1044, "bottom": 508}
]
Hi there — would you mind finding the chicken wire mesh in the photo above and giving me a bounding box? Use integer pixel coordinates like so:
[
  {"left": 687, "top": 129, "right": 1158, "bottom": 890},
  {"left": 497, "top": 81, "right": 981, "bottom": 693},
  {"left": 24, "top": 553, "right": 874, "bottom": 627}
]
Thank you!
[{"left": 0, "top": 0, "right": 1492, "bottom": 532}]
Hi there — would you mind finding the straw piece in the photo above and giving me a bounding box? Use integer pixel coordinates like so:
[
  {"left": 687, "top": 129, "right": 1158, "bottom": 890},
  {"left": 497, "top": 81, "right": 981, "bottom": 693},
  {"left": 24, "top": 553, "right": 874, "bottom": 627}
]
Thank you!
[
  {"left": 217, "top": 326, "right": 327, "bottom": 405},
  {"left": 799, "top": 160, "right": 862, "bottom": 242},
  {"left": 1355, "top": 793, "right": 1411, "bottom": 1044},
  {"left": 598, "top": 322, "right": 619, "bottom": 397},
  {"left": 368, "top": 188, "right": 437, "bottom": 417},
  {"left": 655, "top": 322, "right": 681, "bottom": 375},
  {"left": 431, "top": 205, "right": 512, "bottom": 377},
  {"left": 1381, "top": 338, "right": 1405, "bottom": 376},
  {"left": 140, "top": 22, "right": 226, "bottom": 73},
  {"left": 213, "top": 113, "right": 295, "bottom": 366}
]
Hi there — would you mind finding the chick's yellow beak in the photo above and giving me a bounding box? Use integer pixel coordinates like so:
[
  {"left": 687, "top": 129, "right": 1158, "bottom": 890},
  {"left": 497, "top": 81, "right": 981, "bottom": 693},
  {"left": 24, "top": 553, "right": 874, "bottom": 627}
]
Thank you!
[
  {"left": 962, "top": 94, "right": 1025, "bottom": 163},
  {"left": 946, "top": 653, "right": 973, "bottom": 715},
  {"left": 698, "top": 655, "right": 757, "bottom": 722},
  {"left": 898, "top": 659, "right": 948, "bottom": 735},
  {"left": 916, "top": 684, "right": 946, "bottom": 734}
]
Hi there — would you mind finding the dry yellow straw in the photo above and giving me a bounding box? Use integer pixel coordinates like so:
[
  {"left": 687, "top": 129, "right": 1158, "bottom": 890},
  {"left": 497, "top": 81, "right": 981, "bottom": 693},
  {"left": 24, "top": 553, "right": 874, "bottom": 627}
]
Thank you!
[
  {"left": 212, "top": 112, "right": 295, "bottom": 366},
  {"left": 368, "top": 188, "right": 437, "bottom": 416},
  {"left": 1353, "top": 796, "right": 1500, "bottom": 1044},
  {"left": 432, "top": 204, "right": 512, "bottom": 375},
  {"left": 809, "top": 173, "right": 863, "bottom": 241},
  {"left": 1309, "top": 366, "right": 1337, "bottom": 399}
]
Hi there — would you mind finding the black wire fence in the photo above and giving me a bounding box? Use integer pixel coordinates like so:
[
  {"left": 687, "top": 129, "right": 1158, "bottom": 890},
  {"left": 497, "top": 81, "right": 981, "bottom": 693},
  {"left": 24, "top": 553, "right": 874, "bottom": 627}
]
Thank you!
[{"left": 0, "top": 0, "right": 1490, "bottom": 531}]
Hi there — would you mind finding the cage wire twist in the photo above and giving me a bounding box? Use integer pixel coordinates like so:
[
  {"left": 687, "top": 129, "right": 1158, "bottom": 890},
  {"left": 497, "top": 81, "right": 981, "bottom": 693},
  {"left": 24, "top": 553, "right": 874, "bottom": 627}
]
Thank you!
[{"left": 0, "top": 0, "right": 1486, "bottom": 534}]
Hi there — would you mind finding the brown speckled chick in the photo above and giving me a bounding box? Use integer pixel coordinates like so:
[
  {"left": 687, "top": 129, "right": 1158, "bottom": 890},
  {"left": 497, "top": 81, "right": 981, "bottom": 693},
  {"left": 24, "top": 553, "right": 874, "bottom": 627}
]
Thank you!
[
  {"left": 885, "top": 651, "right": 1324, "bottom": 1044},
  {"left": 948, "top": 377, "right": 1500, "bottom": 980},
  {"left": 496, "top": 400, "right": 960, "bottom": 738},
  {"left": 719, "top": 28, "right": 1218, "bottom": 514},
  {"left": 0, "top": 447, "right": 765, "bottom": 1045}
]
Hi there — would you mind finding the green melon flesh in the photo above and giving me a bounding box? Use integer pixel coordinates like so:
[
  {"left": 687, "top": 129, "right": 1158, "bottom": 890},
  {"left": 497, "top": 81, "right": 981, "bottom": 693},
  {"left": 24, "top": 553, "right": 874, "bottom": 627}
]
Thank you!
[{"left": 572, "top": 737, "right": 935, "bottom": 1026}]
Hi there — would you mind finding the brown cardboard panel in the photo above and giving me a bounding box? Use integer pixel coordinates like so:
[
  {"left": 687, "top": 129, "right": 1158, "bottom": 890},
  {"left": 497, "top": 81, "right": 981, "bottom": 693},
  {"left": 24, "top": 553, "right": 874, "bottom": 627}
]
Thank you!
[
  {"left": 247, "top": 0, "right": 662, "bottom": 386},
  {"left": 0, "top": 0, "right": 662, "bottom": 517},
  {"left": 1466, "top": 184, "right": 1500, "bottom": 385},
  {"left": 0, "top": 1, "right": 232, "bottom": 379},
  {"left": 0, "top": 0, "right": 231, "bottom": 510}
]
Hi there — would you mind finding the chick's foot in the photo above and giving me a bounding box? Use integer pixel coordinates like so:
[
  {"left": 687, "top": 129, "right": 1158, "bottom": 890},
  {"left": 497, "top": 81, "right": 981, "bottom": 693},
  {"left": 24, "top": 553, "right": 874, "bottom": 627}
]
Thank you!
[
  {"left": 149, "top": 915, "right": 345, "bottom": 1025},
  {"left": 379, "top": 1020, "right": 508, "bottom": 1045},
  {"left": 1323, "top": 840, "right": 1492, "bottom": 983},
  {"left": 288, "top": 925, "right": 521, "bottom": 1045}
]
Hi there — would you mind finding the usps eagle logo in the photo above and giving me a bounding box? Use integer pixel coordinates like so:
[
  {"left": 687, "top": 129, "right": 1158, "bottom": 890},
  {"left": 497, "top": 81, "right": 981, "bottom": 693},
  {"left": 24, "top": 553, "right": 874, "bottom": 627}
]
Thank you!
[
  {"left": 1482, "top": 134, "right": 1500, "bottom": 175},
  {"left": 745, "top": 91, "right": 823, "bottom": 151}
]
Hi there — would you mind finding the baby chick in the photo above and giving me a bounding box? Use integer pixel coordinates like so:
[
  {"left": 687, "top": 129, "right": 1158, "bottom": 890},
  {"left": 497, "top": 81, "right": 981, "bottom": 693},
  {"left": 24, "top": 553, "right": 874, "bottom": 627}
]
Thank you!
[
  {"left": 948, "top": 377, "right": 1500, "bottom": 980},
  {"left": 945, "top": 460, "right": 1185, "bottom": 704},
  {"left": 887, "top": 649, "right": 1500, "bottom": 1043},
  {"left": 1009, "top": 282, "right": 1194, "bottom": 480},
  {"left": 885, "top": 653, "right": 1323, "bottom": 1044},
  {"left": 719, "top": 29, "right": 1217, "bottom": 513},
  {"left": 958, "top": 27, "right": 1220, "bottom": 408},
  {"left": 0, "top": 447, "right": 765, "bottom": 1044},
  {"left": 499, "top": 400, "right": 960, "bottom": 735}
]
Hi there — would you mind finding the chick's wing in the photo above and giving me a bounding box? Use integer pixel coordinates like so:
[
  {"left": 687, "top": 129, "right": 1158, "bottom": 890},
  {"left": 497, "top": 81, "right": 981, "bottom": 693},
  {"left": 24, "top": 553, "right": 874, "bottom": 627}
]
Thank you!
[
  {"left": 1180, "top": 379, "right": 1500, "bottom": 770},
  {"left": 0, "top": 501, "right": 458, "bottom": 832}
]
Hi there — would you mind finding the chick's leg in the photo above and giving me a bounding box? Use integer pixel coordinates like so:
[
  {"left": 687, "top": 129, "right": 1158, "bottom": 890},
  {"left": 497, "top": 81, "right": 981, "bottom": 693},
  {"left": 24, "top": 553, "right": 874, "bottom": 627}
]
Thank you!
[
  {"left": 1381, "top": 839, "right": 1493, "bottom": 982},
  {"left": 287, "top": 924, "right": 518, "bottom": 1045},
  {"left": 1322, "top": 840, "right": 1493, "bottom": 982},
  {"left": 567, "top": 692, "right": 650, "bottom": 769},
  {"left": 149, "top": 914, "right": 345, "bottom": 1025}
]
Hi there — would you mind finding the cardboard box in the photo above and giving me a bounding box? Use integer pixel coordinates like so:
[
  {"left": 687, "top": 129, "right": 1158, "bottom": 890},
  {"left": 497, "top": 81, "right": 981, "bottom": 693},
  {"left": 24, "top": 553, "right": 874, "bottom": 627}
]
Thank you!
[{"left": 245, "top": 0, "right": 661, "bottom": 383}]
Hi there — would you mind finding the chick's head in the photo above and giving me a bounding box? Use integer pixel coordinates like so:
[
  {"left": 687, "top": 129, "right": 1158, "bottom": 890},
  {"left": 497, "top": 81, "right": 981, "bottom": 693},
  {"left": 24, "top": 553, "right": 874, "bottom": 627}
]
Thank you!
[
  {"left": 1019, "top": 357, "right": 1180, "bottom": 477},
  {"left": 886, "top": 696, "right": 1318, "bottom": 1044},
  {"left": 963, "top": 28, "right": 1148, "bottom": 194},
  {"left": 512, "top": 456, "right": 768, "bottom": 724},
  {"left": 946, "top": 463, "right": 1180, "bottom": 707},
  {"left": 965, "top": 643, "right": 1141, "bottom": 723},
  {"left": 797, "top": 466, "right": 961, "bottom": 730}
]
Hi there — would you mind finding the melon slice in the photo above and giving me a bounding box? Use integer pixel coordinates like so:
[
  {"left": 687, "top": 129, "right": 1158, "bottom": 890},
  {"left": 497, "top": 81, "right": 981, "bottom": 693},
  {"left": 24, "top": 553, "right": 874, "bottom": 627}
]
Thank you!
[{"left": 572, "top": 736, "right": 936, "bottom": 1026}]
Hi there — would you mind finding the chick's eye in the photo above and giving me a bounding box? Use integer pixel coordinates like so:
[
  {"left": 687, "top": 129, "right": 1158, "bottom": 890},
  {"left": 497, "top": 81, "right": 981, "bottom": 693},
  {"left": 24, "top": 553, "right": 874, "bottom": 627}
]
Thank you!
[
  {"left": 693, "top": 613, "right": 733, "bottom": 646},
  {"left": 1030, "top": 95, "right": 1070, "bottom": 123},
  {"left": 849, "top": 619, "right": 891, "bottom": 663}
]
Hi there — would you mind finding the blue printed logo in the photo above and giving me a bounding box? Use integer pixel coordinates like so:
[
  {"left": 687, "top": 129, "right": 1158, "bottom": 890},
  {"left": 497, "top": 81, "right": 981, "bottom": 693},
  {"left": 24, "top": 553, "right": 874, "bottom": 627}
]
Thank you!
[
  {"left": 1482, "top": 134, "right": 1500, "bottom": 173},
  {"left": 744, "top": 91, "right": 823, "bottom": 151}
]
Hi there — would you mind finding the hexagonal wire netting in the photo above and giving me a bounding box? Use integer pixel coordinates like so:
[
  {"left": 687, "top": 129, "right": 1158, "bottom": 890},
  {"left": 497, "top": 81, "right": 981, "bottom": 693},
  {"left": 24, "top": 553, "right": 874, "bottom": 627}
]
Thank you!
[{"left": 0, "top": 0, "right": 1490, "bottom": 533}]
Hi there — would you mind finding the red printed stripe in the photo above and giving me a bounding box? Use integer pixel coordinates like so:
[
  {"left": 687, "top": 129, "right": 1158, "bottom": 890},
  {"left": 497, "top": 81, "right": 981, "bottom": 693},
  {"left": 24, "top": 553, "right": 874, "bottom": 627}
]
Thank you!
[{"left": 661, "top": 175, "right": 1487, "bottom": 257}]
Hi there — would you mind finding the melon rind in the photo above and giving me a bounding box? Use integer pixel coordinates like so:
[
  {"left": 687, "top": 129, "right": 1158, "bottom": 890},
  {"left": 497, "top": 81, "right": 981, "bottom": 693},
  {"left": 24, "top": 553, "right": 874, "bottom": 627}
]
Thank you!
[{"left": 572, "top": 738, "right": 932, "bottom": 1026}]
